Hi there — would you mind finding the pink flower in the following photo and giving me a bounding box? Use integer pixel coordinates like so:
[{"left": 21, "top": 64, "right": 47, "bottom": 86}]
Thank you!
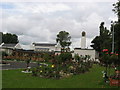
[
  {"left": 106, "top": 52, "right": 109, "bottom": 54},
  {"left": 102, "top": 49, "right": 108, "bottom": 52},
  {"left": 110, "top": 52, "right": 114, "bottom": 54}
]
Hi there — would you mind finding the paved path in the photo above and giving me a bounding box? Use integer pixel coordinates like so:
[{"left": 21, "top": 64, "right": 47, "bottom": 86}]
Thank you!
[{"left": 1, "top": 61, "right": 38, "bottom": 70}]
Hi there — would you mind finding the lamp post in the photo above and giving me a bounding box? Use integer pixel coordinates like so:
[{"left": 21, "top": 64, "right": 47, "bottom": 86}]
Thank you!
[{"left": 111, "top": 21, "right": 115, "bottom": 53}]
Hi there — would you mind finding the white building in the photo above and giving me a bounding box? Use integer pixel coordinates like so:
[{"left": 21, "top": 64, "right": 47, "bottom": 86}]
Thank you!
[
  {"left": 1, "top": 43, "right": 22, "bottom": 49},
  {"left": 74, "top": 48, "right": 96, "bottom": 60},
  {"left": 31, "top": 43, "right": 57, "bottom": 52},
  {"left": 73, "top": 31, "right": 99, "bottom": 61},
  {"left": 0, "top": 43, "right": 22, "bottom": 55}
]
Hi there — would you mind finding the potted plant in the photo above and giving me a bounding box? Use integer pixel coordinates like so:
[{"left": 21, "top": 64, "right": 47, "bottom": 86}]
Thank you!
[
  {"left": 109, "top": 75, "right": 120, "bottom": 86},
  {"left": 115, "top": 66, "right": 120, "bottom": 74}
]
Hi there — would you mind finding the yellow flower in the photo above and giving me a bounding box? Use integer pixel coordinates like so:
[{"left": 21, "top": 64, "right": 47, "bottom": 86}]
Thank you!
[
  {"left": 51, "top": 65, "right": 55, "bottom": 68},
  {"left": 40, "top": 66, "right": 42, "bottom": 67},
  {"left": 40, "top": 70, "right": 42, "bottom": 72}
]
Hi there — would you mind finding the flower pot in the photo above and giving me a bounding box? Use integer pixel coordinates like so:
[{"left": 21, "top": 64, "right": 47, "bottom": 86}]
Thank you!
[
  {"left": 115, "top": 70, "right": 120, "bottom": 74},
  {"left": 109, "top": 78, "right": 120, "bottom": 86}
]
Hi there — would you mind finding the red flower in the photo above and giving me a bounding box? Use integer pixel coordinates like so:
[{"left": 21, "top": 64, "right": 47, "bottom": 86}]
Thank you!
[
  {"left": 106, "top": 52, "right": 108, "bottom": 54},
  {"left": 110, "top": 52, "right": 114, "bottom": 54},
  {"left": 102, "top": 49, "right": 108, "bottom": 52},
  {"left": 116, "top": 54, "right": 118, "bottom": 56}
]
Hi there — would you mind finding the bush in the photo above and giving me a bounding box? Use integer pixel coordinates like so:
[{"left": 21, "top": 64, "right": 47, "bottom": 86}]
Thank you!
[
  {"left": 31, "top": 67, "right": 38, "bottom": 76},
  {"left": 74, "top": 54, "right": 80, "bottom": 61},
  {"left": 59, "top": 52, "right": 72, "bottom": 63},
  {"left": 2, "top": 51, "right": 8, "bottom": 57},
  {"left": 43, "top": 53, "right": 52, "bottom": 62},
  {"left": 31, "top": 64, "right": 62, "bottom": 79},
  {"left": 31, "top": 54, "right": 93, "bottom": 79}
]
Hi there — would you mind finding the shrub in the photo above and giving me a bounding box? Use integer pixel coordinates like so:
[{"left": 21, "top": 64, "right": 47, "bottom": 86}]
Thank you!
[
  {"left": 31, "top": 54, "right": 93, "bottom": 79},
  {"left": 2, "top": 51, "right": 8, "bottom": 57},
  {"left": 74, "top": 54, "right": 80, "bottom": 61},
  {"left": 31, "top": 67, "right": 38, "bottom": 76},
  {"left": 43, "top": 53, "right": 51, "bottom": 62},
  {"left": 59, "top": 52, "right": 72, "bottom": 63}
]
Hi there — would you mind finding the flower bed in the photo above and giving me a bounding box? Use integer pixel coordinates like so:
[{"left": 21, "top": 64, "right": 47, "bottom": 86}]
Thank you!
[
  {"left": 29, "top": 53, "right": 93, "bottom": 79},
  {"left": 31, "top": 61, "right": 93, "bottom": 79},
  {"left": 109, "top": 78, "right": 120, "bottom": 86}
]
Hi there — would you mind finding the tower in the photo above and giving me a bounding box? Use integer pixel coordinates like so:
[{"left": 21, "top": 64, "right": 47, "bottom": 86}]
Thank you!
[{"left": 81, "top": 31, "right": 86, "bottom": 49}]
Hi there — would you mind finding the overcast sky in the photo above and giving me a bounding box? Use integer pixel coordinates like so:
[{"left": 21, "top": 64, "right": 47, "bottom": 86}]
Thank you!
[{"left": 0, "top": 0, "right": 118, "bottom": 49}]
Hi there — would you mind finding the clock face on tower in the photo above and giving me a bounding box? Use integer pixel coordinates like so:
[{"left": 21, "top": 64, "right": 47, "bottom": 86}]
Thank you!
[{"left": 82, "top": 31, "right": 86, "bottom": 36}]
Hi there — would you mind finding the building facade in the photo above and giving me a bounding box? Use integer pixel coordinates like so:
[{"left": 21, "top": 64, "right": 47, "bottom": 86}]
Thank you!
[
  {"left": 73, "top": 31, "right": 99, "bottom": 61},
  {"left": 32, "top": 43, "right": 57, "bottom": 52},
  {"left": 0, "top": 43, "right": 22, "bottom": 55},
  {"left": 74, "top": 48, "right": 96, "bottom": 60}
]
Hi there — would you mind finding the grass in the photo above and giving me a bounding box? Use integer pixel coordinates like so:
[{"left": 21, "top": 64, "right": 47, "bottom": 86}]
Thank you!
[{"left": 2, "top": 64, "right": 119, "bottom": 88}]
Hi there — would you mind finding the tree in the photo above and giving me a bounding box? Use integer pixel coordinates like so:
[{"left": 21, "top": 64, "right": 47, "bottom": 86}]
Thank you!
[
  {"left": 91, "top": 22, "right": 111, "bottom": 56},
  {"left": 111, "top": 23, "right": 120, "bottom": 54},
  {"left": 2, "top": 32, "right": 19, "bottom": 44},
  {"left": 112, "top": 0, "right": 120, "bottom": 64},
  {"left": 56, "top": 31, "right": 71, "bottom": 52},
  {"left": 113, "top": 0, "right": 120, "bottom": 22},
  {"left": 0, "top": 32, "right": 3, "bottom": 44}
]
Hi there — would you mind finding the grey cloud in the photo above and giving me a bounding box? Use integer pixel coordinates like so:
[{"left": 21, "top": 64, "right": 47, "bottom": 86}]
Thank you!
[{"left": 1, "top": 2, "right": 115, "bottom": 48}]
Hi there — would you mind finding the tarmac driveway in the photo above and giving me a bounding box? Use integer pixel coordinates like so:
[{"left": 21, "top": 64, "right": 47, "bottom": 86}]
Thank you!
[{"left": 1, "top": 61, "right": 38, "bottom": 70}]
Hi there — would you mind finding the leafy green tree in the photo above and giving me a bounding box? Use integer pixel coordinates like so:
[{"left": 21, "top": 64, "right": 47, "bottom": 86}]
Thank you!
[
  {"left": 113, "top": 0, "right": 120, "bottom": 22},
  {"left": 2, "top": 32, "right": 19, "bottom": 44},
  {"left": 0, "top": 32, "right": 2, "bottom": 44},
  {"left": 56, "top": 31, "right": 71, "bottom": 52},
  {"left": 91, "top": 22, "right": 111, "bottom": 56},
  {"left": 91, "top": 36, "right": 101, "bottom": 52},
  {"left": 111, "top": 23, "right": 120, "bottom": 54},
  {"left": 112, "top": 0, "right": 120, "bottom": 64}
]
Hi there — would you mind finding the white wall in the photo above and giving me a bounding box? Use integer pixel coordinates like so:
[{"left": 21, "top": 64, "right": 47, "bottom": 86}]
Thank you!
[
  {"left": 34, "top": 46, "right": 56, "bottom": 52},
  {"left": 55, "top": 46, "right": 61, "bottom": 51},
  {"left": 1, "top": 48, "right": 13, "bottom": 55},
  {"left": 49, "top": 46, "right": 56, "bottom": 51},
  {"left": 74, "top": 49, "right": 96, "bottom": 61}
]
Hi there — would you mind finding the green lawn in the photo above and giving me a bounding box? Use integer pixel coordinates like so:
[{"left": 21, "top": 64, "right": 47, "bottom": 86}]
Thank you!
[{"left": 2, "top": 64, "right": 118, "bottom": 88}]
